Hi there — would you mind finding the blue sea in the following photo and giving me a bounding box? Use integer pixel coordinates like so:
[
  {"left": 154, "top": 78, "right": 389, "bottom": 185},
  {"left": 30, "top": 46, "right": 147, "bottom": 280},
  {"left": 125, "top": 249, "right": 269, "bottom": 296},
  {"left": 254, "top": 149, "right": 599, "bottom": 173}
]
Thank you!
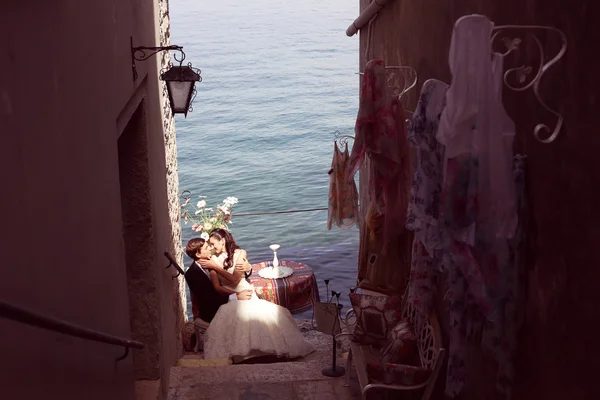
[{"left": 170, "top": 0, "right": 360, "bottom": 319}]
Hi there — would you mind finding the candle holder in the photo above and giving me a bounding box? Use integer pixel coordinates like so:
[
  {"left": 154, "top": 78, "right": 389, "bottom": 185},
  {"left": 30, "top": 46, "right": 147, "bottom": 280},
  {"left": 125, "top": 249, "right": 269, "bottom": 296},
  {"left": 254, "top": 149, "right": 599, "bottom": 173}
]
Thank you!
[
  {"left": 322, "top": 292, "right": 345, "bottom": 378},
  {"left": 269, "top": 244, "right": 280, "bottom": 275},
  {"left": 314, "top": 281, "right": 345, "bottom": 378}
]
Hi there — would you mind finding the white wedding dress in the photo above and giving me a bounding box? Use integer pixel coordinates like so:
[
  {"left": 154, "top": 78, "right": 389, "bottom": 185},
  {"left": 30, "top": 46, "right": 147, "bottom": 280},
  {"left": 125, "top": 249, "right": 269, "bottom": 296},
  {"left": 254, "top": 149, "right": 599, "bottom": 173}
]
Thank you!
[{"left": 203, "top": 250, "right": 315, "bottom": 362}]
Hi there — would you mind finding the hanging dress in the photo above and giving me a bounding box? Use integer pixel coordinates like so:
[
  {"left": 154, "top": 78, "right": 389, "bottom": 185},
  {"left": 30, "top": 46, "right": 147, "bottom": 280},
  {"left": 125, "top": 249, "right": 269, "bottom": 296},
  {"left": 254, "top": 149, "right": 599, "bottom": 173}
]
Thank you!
[
  {"left": 481, "top": 154, "right": 527, "bottom": 399},
  {"left": 436, "top": 15, "right": 519, "bottom": 398},
  {"left": 479, "top": 53, "right": 523, "bottom": 400},
  {"left": 405, "top": 78, "right": 448, "bottom": 328},
  {"left": 437, "top": 15, "right": 495, "bottom": 397},
  {"left": 348, "top": 59, "right": 413, "bottom": 294},
  {"left": 328, "top": 141, "right": 359, "bottom": 230}
]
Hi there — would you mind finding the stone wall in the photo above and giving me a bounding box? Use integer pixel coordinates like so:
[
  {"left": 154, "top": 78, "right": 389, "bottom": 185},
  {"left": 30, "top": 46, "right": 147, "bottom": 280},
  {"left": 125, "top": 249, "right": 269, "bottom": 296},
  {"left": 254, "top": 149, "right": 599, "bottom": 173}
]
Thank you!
[
  {"left": 157, "top": 0, "right": 186, "bottom": 358},
  {"left": 357, "top": 0, "right": 600, "bottom": 398}
]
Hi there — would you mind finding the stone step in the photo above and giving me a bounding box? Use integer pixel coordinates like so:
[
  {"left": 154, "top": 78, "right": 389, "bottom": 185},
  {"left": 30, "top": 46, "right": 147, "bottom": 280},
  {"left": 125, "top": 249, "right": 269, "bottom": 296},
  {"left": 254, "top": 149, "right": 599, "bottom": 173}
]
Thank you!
[
  {"left": 168, "top": 320, "right": 359, "bottom": 399},
  {"left": 168, "top": 361, "right": 357, "bottom": 400},
  {"left": 168, "top": 378, "right": 359, "bottom": 400},
  {"left": 171, "top": 357, "right": 344, "bottom": 387}
]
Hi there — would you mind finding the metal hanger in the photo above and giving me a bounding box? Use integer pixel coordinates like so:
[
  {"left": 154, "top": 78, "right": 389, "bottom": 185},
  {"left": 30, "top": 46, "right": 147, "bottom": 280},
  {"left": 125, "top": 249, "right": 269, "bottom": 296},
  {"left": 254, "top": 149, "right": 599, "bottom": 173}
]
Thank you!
[
  {"left": 492, "top": 25, "right": 568, "bottom": 143},
  {"left": 356, "top": 65, "right": 418, "bottom": 99},
  {"left": 385, "top": 65, "right": 418, "bottom": 99},
  {"left": 356, "top": 65, "right": 418, "bottom": 118},
  {"left": 333, "top": 131, "right": 354, "bottom": 149},
  {"left": 386, "top": 66, "right": 418, "bottom": 118}
]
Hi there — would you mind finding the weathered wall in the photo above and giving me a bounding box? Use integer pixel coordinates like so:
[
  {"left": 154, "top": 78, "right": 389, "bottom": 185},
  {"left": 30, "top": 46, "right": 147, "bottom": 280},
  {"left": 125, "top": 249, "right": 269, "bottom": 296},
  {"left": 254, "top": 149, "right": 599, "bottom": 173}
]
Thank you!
[
  {"left": 0, "top": 0, "right": 184, "bottom": 399},
  {"left": 358, "top": 0, "right": 600, "bottom": 398},
  {"left": 156, "top": 0, "right": 187, "bottom": 389}
]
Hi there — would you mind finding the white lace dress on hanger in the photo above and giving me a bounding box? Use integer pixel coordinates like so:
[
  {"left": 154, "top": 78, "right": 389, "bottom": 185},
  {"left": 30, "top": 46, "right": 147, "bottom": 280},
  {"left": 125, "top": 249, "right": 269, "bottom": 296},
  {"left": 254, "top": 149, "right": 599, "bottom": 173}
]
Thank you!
[
  {"left": 435, "top": 14, "right": 518, "bottom": 398},
  {"left": 203, "top": 250, "right": 315, "bottom": 362}
]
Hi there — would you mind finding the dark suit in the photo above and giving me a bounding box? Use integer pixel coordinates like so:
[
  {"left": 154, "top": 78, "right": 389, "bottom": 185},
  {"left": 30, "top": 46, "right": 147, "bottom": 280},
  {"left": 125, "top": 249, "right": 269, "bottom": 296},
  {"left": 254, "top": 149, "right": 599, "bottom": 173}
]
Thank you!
[{"left": 184, "top": 262, "right": 229, "bottom": 323}]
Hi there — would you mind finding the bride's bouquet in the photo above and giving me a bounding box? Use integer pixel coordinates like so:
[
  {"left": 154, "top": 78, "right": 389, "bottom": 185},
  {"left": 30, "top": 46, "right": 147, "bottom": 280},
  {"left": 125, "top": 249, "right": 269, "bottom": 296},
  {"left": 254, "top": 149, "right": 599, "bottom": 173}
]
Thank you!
[{"left": 181, "top": 191, "right": 239, "bottom": 240}]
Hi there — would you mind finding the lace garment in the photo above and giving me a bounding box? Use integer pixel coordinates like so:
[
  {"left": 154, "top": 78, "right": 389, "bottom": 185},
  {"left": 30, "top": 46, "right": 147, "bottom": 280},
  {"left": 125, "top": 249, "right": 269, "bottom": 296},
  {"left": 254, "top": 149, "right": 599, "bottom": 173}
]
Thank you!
[{"left": 437, "top": 16, "right": 521, "bottom": 397}]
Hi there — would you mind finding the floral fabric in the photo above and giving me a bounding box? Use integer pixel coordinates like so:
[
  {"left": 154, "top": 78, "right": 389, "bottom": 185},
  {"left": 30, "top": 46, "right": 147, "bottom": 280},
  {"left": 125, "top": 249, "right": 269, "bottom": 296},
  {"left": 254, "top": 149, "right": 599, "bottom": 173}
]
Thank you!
[
  {"left": 440, "top": 154, "right": 496, "bottom": 398},
  {"left": 348, "top": 59, "right": 412, "bottom": 255},
  {"left": 481, "top": 154, "right": 527, "bottom": 398},
  {"left": 328, "top": 141, "right": 359, "bottom": 230},
  {"left": 441, "top": 154, "right": 493, "bottom": 318},
  {"left": 442, "top": 156, "right": 526, "bottom": 398},
  {"left": 381, "top": 318, "right": 419, "bottom": 365},
  {"left": 404, "top": 71, "right": 525, "bottom": 398},
  {"left": 406, "top": 79, "right": 448, "bottom": 250},
  {"left": 436, "top": 23, "right": 518, "bottom": 396},
  {"left": 405, "top": 79, "right": 448, "bottom": 327},
  {"left": 349, "top": 293, "right": 402, "bottom": 347}
]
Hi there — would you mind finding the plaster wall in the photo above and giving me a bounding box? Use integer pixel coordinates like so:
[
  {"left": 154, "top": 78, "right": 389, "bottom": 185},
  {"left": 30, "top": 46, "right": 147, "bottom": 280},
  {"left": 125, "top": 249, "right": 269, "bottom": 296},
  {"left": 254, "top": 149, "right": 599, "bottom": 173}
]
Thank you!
[{"left": 0, "top": 0, "right": 184, "bottom": 399}]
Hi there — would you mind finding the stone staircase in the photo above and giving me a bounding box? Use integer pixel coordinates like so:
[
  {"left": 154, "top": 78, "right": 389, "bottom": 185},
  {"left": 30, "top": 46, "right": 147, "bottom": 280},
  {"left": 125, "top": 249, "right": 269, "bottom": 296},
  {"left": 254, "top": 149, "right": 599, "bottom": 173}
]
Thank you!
[{"left": 168, "top": 320, "right": 360, "bottom": 400}]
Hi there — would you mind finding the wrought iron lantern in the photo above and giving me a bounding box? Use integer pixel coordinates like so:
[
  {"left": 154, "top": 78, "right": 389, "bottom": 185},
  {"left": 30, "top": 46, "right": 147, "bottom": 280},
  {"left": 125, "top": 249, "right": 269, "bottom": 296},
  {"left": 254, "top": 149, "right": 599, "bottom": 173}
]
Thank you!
[
  {"left": 131, "top": 38, "right": 202, "bottom": 117},
  {"left": 160, "top": 65, "right": 201, "bottom": 117}
]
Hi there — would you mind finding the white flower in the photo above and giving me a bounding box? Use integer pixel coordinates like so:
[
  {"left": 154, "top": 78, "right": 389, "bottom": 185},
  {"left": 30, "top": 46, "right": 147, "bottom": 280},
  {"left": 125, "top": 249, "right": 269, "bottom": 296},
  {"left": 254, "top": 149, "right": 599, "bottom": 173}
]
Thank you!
[
  {"left": 200, "top": 232, "right": 209, "bottom": 241},
  {"left": 210, "top": 217, "right": 216, "bottom": 223},
  {"left": 196, "top": 200, "right": 207, "bottom": 208},
  {"left": 223, "top": 196, "right": 238, "bottom": 206},
  {"left": 195, "top": 210, "right": 202, "bottom": 215},
  {"left": 218, "top": 205, "right": 231, "bottom": 215}
]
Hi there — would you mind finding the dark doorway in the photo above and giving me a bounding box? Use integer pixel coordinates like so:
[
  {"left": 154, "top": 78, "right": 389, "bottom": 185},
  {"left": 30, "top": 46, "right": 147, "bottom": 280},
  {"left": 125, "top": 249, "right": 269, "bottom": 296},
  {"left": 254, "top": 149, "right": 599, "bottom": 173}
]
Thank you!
[{"left": 118, "top": 100, "right": 161, "bottom": 379}]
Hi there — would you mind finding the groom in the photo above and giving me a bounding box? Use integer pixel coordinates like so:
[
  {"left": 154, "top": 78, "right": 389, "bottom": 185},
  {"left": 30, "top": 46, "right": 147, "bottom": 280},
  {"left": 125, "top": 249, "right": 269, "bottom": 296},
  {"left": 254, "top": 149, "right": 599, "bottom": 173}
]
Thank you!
[{"left": 185, "top": 237, "right": 253, "bottom": 324}]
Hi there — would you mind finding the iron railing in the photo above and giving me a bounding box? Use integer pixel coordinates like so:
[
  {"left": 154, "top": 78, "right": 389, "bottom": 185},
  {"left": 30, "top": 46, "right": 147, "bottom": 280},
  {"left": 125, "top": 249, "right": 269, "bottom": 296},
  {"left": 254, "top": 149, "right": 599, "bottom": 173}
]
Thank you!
[{"left": 0, "top": 299, "right": 144, "bottom": 361}]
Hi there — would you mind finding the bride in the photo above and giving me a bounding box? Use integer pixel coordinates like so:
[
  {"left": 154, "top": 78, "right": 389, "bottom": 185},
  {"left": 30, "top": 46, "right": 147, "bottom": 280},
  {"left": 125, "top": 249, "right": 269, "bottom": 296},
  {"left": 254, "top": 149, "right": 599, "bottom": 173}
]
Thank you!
[{"left": 199, "top": 228, "right": 315, "bottom": 362}]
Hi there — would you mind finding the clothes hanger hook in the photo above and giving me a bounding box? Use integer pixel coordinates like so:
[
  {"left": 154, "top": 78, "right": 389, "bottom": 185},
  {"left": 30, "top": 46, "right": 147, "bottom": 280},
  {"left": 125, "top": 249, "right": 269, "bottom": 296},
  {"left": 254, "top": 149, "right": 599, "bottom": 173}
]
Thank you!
[{"left": 493, "top": 25, "right": 568, "bottom": 143}]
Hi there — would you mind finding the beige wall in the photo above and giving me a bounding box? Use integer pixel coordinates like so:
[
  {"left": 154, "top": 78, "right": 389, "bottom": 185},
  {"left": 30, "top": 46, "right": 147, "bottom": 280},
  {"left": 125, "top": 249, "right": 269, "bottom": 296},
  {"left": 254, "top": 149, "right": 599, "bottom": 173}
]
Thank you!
[
  {"left": 358, "top": 0, "right": 600, "bottom": 398},
  {"left": 0, "top": 0, "right": 184, "bottom": 399}
]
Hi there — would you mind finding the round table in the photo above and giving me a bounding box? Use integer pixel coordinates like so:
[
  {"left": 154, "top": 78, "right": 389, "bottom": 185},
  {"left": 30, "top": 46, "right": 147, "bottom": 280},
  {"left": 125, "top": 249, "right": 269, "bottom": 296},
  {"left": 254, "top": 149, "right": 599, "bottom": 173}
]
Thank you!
[{"left": 249, "top": 260, "right": 320, "bottom": 314}]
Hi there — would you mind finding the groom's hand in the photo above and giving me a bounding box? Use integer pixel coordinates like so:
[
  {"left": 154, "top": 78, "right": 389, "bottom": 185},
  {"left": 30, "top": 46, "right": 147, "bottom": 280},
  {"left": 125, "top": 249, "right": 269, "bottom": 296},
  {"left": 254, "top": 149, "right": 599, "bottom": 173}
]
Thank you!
[{"left": 236, "top": 289, "right": 253, "bottom": 301}]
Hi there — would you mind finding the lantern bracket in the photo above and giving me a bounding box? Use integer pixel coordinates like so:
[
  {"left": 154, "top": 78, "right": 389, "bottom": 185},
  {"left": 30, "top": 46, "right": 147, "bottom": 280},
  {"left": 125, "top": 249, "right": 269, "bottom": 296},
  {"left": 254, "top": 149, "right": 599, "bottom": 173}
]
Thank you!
[
  {"left": 130, "top": 37, "right": 202, "bottom": 117},
  {"left": 131, "top": 37, "right": 187, "bottom": 81}
]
